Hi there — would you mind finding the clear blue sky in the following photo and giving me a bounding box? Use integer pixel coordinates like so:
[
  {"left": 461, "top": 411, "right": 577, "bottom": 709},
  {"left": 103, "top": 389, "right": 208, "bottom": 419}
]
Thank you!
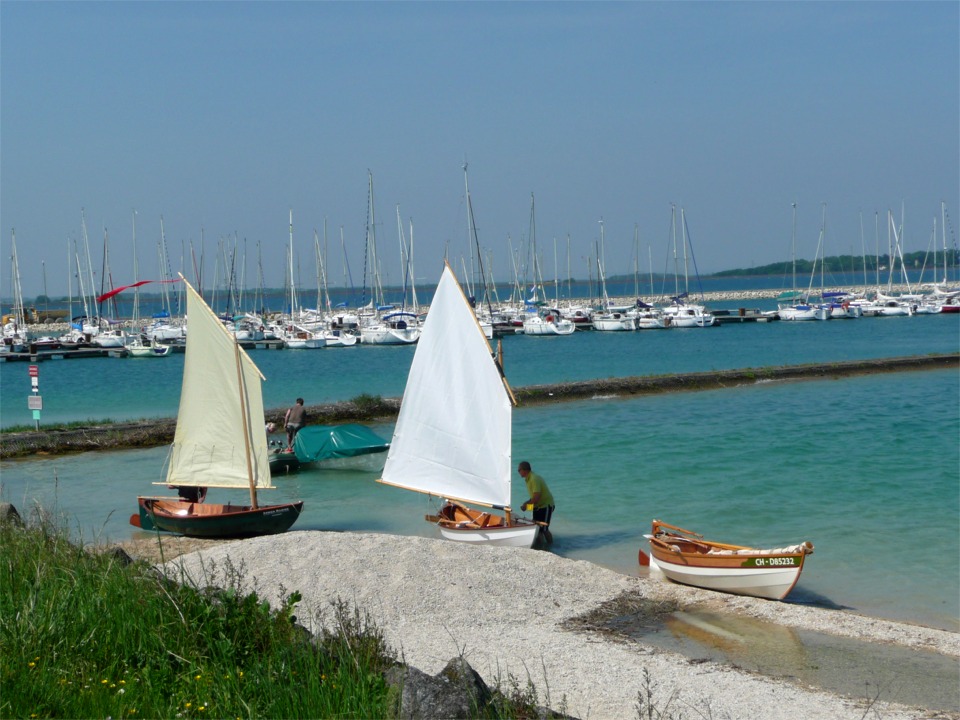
[{"left": 2, "top": 1, "right": 957, "bottom": 300}]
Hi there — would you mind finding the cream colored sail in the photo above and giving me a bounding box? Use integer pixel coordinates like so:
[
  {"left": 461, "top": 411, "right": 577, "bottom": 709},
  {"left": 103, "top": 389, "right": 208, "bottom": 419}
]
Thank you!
[
  {"left": 380, "top": 263, "right": 513, "bottom": 508},
  {"left": 162, "top": 276, "right": 271, "bottom": 490}
]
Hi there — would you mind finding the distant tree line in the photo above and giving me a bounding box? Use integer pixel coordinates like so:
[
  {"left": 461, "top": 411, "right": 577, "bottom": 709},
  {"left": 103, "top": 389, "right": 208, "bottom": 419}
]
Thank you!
[{"left": 712, "top": 251, "right": 959, "bottom": 278}]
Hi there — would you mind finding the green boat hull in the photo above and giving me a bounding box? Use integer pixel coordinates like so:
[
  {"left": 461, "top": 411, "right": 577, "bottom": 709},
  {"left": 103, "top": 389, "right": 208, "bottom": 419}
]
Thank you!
[{"left": 132, "top": 498, "right": 304, "bottom": 538}]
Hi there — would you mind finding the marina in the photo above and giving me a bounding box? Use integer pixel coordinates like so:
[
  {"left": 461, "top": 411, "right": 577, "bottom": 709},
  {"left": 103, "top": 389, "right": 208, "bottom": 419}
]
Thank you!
[{"left": 1, "top": 296, "right": 957, "bottom": 633}]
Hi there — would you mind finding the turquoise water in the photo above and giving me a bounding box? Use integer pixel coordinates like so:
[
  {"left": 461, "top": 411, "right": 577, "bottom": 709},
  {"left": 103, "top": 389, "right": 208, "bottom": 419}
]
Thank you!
[
  {"left": 1, "top": 311, "right": 957, "bottom": 631},
  {"left": 2, "top": 306, "right": 957, "bottom": 428}
]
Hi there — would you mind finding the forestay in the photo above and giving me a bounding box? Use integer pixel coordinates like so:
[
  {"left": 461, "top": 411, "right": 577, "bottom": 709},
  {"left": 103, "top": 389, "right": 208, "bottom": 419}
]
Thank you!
[
  {"left": 162, "top": 278, "right": 272, "bottom": 491},
  {"left": 380, "top": 264, "right": 513, "bottom": 508}
]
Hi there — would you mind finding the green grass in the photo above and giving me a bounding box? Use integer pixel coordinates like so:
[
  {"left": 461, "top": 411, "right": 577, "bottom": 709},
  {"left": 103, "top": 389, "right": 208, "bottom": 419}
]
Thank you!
[
  {"left": 0, "top": 517, "right": 396, "bottom": 719},
  {"left": 0, "top": 419, "right": 122, "bottom": 434},
  {"left": 0, "top": 513, "right": 575, "bottom": 719}
]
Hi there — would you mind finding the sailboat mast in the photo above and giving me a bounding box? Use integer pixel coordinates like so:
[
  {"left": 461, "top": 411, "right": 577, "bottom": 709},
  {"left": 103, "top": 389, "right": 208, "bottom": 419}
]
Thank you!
[
  {"left": 463, "top": 163, "right": 493, "bottom": 317},
  {"left": 288, "top": 209, "right": 297, "bottom": 319},
  {"left": 233, "top": 335, "right": 259, "bottom": 509},
  {"left": 680, "top": 207, "right": 690, "bottom": 296},
  {"left": 791, "top": 202, "right": 797, "bottom": 294},
  {"left": 859, "top": 210, "right": 867, "bottom": 287},
  {"left": 941, "top": 200, "right": 947, "bottom": 284},
  {"left": 10, "top": 230, "right": 25, "bottom": 329},
  {"left": 80, "top": 209, "right": 95, "bottom": 323},
  {"left": 874, "top": 212, "right": 880, "bottom": 288},
  {"left": 670, "top": 205, "right": 679, "bottom": 298},
  {"left": 132, "top": 210, "right": 140, "bottom": 328}
]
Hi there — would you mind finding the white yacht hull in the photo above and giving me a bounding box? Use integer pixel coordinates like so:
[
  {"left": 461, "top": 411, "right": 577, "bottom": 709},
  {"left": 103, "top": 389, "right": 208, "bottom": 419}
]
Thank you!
[
  {"left": 592, "top": 315, "right": 635, "bottom": 331},
  {"left": 361, "top": 326, "right": 421, "bottom": 344},
  {"left": 522, "top": 317, "right": 576, "bottom": 335}
]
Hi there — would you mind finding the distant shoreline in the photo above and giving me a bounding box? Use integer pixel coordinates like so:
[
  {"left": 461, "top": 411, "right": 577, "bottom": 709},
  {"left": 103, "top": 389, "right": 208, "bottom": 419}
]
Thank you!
[{"left": 2, "top": 353, "right": 955, "bottom": 459}]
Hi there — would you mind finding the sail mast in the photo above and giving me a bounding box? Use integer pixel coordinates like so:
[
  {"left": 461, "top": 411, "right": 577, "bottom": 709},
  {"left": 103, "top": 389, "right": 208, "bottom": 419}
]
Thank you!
[{"left": 234, "top": 334, "right": 258, "bottom": 509}]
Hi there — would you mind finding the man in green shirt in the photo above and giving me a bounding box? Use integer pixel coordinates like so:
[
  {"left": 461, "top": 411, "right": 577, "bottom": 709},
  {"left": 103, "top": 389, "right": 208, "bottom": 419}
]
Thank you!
[{"left": 518, "top": 460, "right": 555, "bottom": 544}]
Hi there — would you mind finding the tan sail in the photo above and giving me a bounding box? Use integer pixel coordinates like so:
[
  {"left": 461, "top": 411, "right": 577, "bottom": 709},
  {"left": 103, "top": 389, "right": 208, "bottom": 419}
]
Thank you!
[{"left": 161, "top": 276, "right": 271, "bottom": 491}]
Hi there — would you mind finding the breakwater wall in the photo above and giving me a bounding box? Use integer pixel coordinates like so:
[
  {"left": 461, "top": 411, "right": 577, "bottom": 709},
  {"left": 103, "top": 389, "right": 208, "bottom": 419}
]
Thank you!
[{"left": 1, "top": 353, "right": 955, "bottom": 459}]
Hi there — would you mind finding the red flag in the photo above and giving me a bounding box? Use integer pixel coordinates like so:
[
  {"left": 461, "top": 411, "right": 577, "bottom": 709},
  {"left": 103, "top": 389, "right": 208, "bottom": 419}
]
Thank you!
[{"left": 96, "top": 278, "right": 181, "bottom": 304}]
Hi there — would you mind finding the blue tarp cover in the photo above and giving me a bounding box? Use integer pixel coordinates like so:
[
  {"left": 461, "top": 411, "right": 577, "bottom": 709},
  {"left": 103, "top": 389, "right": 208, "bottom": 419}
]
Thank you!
[{"left": 294, "top": 424, "right": 389, "bottom": 462}]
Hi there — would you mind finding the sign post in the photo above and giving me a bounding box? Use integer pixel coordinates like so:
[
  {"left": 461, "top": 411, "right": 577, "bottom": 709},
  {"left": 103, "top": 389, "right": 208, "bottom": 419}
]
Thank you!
[{"left": 28, "top": 365, "right": 41, "bottom": 430}]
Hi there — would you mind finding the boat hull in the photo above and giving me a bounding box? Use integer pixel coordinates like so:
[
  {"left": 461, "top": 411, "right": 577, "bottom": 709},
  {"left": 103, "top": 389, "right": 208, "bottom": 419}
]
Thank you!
[
  {"left": 432, "top": 503, "right": 540, "bottom": 548},
  {"left": 360, "top": 327, "right": 420, "bottom": 344},
  {"left": 522, "top": 318, "right": 576, "bottom": 335},
  {"left": 128, "top": 344, "right": 172, "bottom": 357},
  {"left": 648, "top": 554, "right": 806, "bottom": 600},
  {"left": 645, "top": 520, "right": 813, "bottom": 600},
  {"left": 592, "top": 314, "right": 635, "bottom": 331},
  {"left": 269, "top": 450, "right": 301, "bottom": 474},
  {"left": 133, "top": 497, "right": 304, "bottom": 538}
]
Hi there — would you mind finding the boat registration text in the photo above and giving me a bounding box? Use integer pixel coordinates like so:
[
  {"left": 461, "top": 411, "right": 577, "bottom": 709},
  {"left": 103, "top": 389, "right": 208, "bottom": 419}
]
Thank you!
[{"left": 745, "top": 557, "right": 797, "bottom": 567}]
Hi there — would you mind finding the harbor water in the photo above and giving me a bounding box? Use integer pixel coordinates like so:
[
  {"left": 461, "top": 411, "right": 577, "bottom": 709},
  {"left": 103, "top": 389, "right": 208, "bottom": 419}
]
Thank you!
[{"left": 1, "top": 304, "right": 957, "bottom": 632}]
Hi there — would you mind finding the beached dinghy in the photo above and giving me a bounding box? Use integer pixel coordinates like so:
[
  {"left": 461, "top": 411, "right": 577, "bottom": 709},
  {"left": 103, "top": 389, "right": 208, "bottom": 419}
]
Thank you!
[
  {"left": 378, "top": 263, "right": 541, "bottom": 548},
  {"left": 643, "top": 520, "right": 813, "bottom": 600},
  {"left": 131, "top": 274, "right": 303, "bottom": 538}
]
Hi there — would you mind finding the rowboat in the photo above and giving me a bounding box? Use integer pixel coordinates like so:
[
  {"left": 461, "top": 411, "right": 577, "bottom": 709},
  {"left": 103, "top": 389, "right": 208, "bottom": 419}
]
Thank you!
[{"left": 643, "top": 520, "right": 813, "bottom": 600}]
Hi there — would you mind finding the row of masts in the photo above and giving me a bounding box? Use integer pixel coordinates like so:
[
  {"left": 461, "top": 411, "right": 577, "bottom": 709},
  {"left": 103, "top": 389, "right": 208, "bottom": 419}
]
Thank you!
[{"left": 5, "top": 191, "right": 957, "bottom": 334}]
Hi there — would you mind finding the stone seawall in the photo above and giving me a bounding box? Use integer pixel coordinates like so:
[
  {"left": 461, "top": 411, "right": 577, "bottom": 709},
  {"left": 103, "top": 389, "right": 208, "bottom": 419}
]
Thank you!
[{"left": 1, "top": 353, "right": 955, "bottom": 459}]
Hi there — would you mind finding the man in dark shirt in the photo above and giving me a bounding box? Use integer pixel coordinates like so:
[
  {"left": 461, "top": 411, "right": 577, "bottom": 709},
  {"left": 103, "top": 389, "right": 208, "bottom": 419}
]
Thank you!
[{"left": 284, "top": 397, "right": 306, "bottom": 450}]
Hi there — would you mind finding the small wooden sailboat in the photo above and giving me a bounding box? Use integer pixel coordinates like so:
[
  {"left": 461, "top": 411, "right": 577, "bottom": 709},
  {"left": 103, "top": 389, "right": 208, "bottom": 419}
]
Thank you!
[
  {"left": 131, "top": 275, "right": 303, "bottom": 538},
  {"left": 643, "top": 520, "right": 813, "bottom": 600},
  {"left": 378, "top": 263, "right": 540, "bottom": 548}
]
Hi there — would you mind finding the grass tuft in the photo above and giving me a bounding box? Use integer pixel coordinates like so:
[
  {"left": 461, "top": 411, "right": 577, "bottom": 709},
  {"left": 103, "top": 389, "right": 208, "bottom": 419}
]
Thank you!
[{"left": 0, "top": 516, "right": 395, "bottom": 719}]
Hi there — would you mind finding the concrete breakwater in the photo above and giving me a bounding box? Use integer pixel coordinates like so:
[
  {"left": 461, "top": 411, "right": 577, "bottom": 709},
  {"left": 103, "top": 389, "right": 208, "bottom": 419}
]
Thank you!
[{"left": 1, "top": 354, "right": 955, "bottom": 459}]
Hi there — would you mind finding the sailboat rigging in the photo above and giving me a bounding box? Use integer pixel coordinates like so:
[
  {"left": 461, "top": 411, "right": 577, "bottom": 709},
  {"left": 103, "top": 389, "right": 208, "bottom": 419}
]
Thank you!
[
  {"left": 378, "top": 263, "right": 541, "bottom": 548},
  {"left": 131, "top": 274, "right": 303, "bottom": 537}
]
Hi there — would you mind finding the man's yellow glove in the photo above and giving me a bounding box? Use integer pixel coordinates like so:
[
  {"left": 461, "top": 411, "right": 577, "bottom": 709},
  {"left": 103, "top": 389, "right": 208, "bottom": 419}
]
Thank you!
[{"left": 522, "top": 502, "right": 532, "bottom": 511}]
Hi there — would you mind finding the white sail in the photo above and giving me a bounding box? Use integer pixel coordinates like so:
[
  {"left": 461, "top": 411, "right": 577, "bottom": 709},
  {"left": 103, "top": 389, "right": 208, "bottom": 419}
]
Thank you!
[
  {"left": 163, "top": 276, "right": 272, "bottom": 491},
  {"left": 380, "top": 264, "right": 513, "bottom": 508}
]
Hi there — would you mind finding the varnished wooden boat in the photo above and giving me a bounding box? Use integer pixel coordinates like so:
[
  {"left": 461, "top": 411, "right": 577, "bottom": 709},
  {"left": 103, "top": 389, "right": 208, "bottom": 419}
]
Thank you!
[
  {"left": 427, "top": 501, "right": 541, "bottom": 548},
  {"left": 643, "top": 520, "right": 813, "bottom": 600},
  {"left": 132, "top": 497, "right": 303, "bottom": 538}
]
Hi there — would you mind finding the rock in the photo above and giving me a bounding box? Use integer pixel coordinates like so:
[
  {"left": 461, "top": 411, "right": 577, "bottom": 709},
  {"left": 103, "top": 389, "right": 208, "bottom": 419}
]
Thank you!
[
  {"left": 385, "top": 657, "right": 492, "bottom": 719},
  {"left": 0, "top": 502, "right": 23, "bottom": 526},
  {"left": 101, "top": 546, "right": 135, "bottom": 566},
  {"left": 384, "top": 655, "right": 576, "bottom": 720}
]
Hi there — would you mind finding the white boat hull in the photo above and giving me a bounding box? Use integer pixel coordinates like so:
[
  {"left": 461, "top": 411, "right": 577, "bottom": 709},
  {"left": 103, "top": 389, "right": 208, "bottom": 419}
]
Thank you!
[
  {"left": 649, "top": 555, "right": 804, "bottom": 601},
  {"left": 361, "top": 327, "right": 421, "bottom": 344},
  {"left": 323, "top": 331, "right": 358, "bottom": 347},
  {"left": 437, "top": 521, "right": 540, "bottom": 548},
  {"left": 93, "top": 333, "right": 126, "bottom": 348},
  {"left": 128, "top": 344, "right": 172, "bottom": 357},
  {"left": 778, "top": 305, "right": 822, "bottom": 321},
  {"left": 592, "top": 315, "right": 635, "bottom": 331},
  {"left": 285, "top": 337, "right": 326, "bottom": 349},
  {"left": 522, "top": 317, "right": 576, "bottom": 335}
]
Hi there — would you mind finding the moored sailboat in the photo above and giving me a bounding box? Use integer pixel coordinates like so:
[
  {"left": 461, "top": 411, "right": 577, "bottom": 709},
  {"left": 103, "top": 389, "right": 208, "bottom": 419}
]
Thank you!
[{"left": 378, "top": 263, "right": 540, "bottom": 548}]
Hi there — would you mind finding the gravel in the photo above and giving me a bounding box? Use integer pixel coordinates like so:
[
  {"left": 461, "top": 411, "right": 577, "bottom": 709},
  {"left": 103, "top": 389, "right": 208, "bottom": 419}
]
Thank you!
[{"left": 144, "top": 530, "right": 958, "bottom": 720}]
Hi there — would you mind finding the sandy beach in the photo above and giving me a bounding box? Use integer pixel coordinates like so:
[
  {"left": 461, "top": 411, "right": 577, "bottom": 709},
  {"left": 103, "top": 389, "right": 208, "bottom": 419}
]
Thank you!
[{"left": 118, "top": 531, "right": 959, "bottom": 720}]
